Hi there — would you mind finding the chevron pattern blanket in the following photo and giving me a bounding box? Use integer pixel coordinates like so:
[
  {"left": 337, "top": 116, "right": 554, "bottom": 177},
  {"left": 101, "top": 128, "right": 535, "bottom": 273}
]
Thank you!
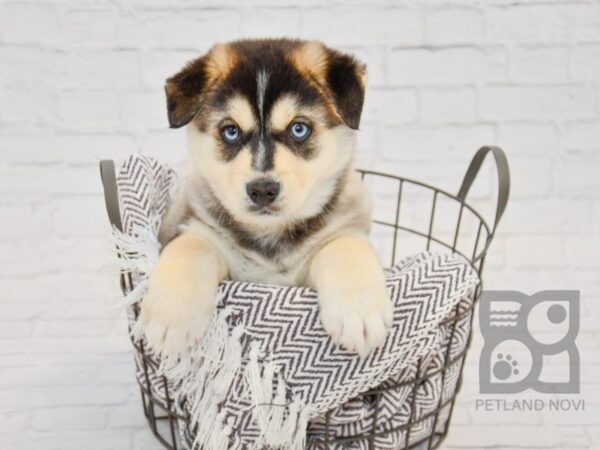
[{"left": 112, "top": 154, "right": 479, "bottom": 450}]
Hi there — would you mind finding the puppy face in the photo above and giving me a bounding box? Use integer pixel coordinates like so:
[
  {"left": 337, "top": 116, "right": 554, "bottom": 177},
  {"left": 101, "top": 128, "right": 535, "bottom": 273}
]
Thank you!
[{"left": 165, "top": 39, "right": 366, "bottom": 231}]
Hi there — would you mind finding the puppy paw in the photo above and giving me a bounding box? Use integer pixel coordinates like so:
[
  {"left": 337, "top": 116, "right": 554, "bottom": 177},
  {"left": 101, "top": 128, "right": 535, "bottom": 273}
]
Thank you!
[
  {"left": 140, "top": 273, "right": 216, "bottom": 357},
  {"left": 318, "top": 283, "right": 393, "bottom": 357}
]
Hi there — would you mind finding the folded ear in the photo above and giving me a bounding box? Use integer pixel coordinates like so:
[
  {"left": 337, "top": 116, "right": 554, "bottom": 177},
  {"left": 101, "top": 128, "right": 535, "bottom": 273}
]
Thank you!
[
  {"left": 165, "top": 56, "right": 209, "bottom": 128},
  {"left": 324, "top": 49, "right": 367, "bottom": 130},
  {"left": 291, "top": 42, "right": 367, "bottom": 130}
]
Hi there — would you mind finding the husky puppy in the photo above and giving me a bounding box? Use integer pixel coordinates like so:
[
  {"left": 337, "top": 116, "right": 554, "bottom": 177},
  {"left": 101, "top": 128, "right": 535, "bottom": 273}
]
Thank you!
[{"left": 142, "top": 39, "right": 392, "bottom": 357}]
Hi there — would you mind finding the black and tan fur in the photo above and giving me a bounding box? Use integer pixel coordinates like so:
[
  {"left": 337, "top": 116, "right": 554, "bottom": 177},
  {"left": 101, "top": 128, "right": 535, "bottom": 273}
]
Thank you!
[{"left": 142, "top": 39, "right": 392, "bottom": 357}]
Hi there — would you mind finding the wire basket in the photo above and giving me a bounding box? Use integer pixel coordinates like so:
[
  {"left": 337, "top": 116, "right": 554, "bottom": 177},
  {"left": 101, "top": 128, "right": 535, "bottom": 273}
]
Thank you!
[{"left": 100, "top": 146, "right": 509, "bottom": 450}]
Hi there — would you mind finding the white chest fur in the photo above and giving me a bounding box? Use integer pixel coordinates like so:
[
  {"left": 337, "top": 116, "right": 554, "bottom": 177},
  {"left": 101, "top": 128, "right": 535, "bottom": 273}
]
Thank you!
[{"left": 175, "top": 171, "right": 372, "bottom": 287}]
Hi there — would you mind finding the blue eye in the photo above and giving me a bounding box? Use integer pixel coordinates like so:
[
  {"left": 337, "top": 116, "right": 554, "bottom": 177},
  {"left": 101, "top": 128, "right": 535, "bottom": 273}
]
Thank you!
[
  {"left": 221, "top": 124, "right": 240, "bottom": 143},
  {"left": 290, "top": 122, "right": 311, "bottom": 141}
]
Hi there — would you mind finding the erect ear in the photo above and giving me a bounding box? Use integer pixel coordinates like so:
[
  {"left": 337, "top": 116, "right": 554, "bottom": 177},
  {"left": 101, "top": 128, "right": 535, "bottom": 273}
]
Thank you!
[
  {"left": 165, "top": 56, "right": 209, "bottom": 128},
  {"left": 165, "top": 44, "right": 237, "bottom": 128},
  {"left": 324, "top": 49, "right": 367, "bottom": 130}
]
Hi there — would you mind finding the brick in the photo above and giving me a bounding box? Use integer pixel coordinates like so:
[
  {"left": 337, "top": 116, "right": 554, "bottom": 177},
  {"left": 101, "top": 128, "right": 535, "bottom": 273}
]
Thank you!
[
  {"left": 0, "top": 366, "right": 100, "bottom": 388},
  {"left": 0, "top": 385, "right": 129, "bottom": 412},
  {"left": 508, "top": 156, "right": 554, "bottom": 199},
  {"left": 31, "top": 407, "right": 107, "bottom": 431},
  {"left": 37, "top": 299, "right": 121, "bottom": 321},
  {"left": 480, "top": 85, "right": 596, "bottom": 120},
  {"left": 0, "top": 3, "right": 59, "bottom": 46},
  {"left": 0, "top": 412, "right": 29, "bottom": 436},
  {"left": 380, "top": 124, "right": 496, "bottom": 162},
  {"left": 0, "top": 430, "right": 131, "bottom": 450},
  {"left": 302, "top": 6, "right": 424, "bottom": 46},
  {"left": 141, "top": 49, "right": 201, "bottom": 88},
  {"left": 563, "top": 121, "right": 600, "bottom": 153},
  {"left": 426, "top": 8, "right": 484, "bottom": 45},
  {"left": 0, "top": 165, "right": 101, "bottom": 197},
  {"left": 362, "top": 88, "right": 418, "bottom": 125},
  {"left": 59, "top": 6, "right": 119, "bottom": 48},
  {"left": 588, "top": 425, "right": 600, "bottom": 446},
  {"left": 55, "top": 133, "right": 139, "bottom": 164},
  {"left": 507, "top": 235, "right": 565, "bottom": 269},
  {"left": 0, "top": 236, "right": 109, "bottom": 278},
  {"left": 139, "top": 129, "right": 188, "bottom": 166},
  {"left": 58, "top": 91, "right": 119, "bottom": 130},
  {"left": 0, "top": 132, "right": 137, "bottom": 166},
  {"left": 444, "top": 424, "right": 589, "bottom": 448},
  {"left": 594, "top": 202, "right": 600, "bottom": 236},
  {"left": 133, "top": 428, "right": 166, "bottom": 450},
  {"left": 35, "top": 320, "right": 113, "bottom": 338},
  {"left": 501, "top": 200, "right": 592, "bottom": 235},
  {"left": 0, "top": 132, "right": 56, "bottom": 164},
  {"left": 51, "top": 197, "right": 111, "bottom": 238},
  {"left": 485, "top": 4, "right": 572, "bottom": 44},
  {"left": 107, "top": 403, "right": 146, "bottom": 429},
  {"left": 0, "top": 83, "right": 56, "bottom": 126},
  {"left": 0, "top": 322, "right": 32, "bottom": 339},
  {"left": 0, "top": 46, "right": 56, "bottom": 84},
  {"left": 240, "top": 8, "right": 301, "bottom": 37},
  {"left": 119, "top": 90, "right": 167, "bottom": 129},
  {"left": 572, "top": 45, "right": 600, "bottom": 81},
  {"left": 469, "top": 408, "right": 542, "bottom": 425},
  {"left": 420, "top": 87, "right": 477, "bottom": 123},
  {"left": 565, "top": 3, "right": 600, "bottom": 42},
  {"left": 0, "top": 335, "right": 130, "bottom": 357},
  {"left": 483, "top": 46, "right": 509, "bottom": 82},
  {"left": 565, "top": 237, "right": 600, "bottom": 269},
  {"left": 0, "top": 206, "right": 53, "bottom": 241},
  {"left": 99, "top": 363, "right": 137, "bottom": 385},
  {"left": 0, "top": 304, "right": 43, "bottom": 321},
  {"left": 57, "top": 50, "right": 140, "bottom": 89},
  {"left": 497, "top": 122, "right": 559, "bottom": 157},
  {"left": 388, "top": 48, "right": 485, "bottom": 85},
  {"left": 510, "top": 46, "right": 570, "bottom": 83},
  {"left": 355, "top": 124, "right": 379, "bottom": 162},
  {"left": 555, "top": 162, "right": 600, "bottom": 198},
  {"left": 117, "top": 9, "right": 242, "bottom": 48}
]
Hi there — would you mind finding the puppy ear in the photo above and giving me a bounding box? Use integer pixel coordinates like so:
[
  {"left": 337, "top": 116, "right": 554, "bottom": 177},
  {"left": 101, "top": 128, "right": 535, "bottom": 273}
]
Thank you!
[
  {"left": 165, "top": 56, "right": 209, "bottom": 128},
  {"left": 325, "top": 50, "right": 367, "bottom": 130}
]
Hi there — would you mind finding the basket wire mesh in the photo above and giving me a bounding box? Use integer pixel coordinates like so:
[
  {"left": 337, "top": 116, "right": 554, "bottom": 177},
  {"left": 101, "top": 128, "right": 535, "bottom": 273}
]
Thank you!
[{"left": 100, "top": 146, "right": 509, "bottom": 450}]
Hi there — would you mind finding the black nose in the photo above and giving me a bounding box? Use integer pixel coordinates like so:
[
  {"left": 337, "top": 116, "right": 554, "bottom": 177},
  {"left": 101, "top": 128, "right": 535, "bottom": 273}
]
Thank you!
[{"left": 246, "top": 179, "right": 280, "bottom": 207}]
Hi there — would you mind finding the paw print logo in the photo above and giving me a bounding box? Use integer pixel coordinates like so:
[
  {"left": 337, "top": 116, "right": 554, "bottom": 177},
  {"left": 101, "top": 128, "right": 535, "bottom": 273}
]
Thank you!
[
  {"left": 494, "top": 353, "right": 519, "bottom": 380},
  {"left": 479, "top": 291, "right": 579, "bottom": 394}
]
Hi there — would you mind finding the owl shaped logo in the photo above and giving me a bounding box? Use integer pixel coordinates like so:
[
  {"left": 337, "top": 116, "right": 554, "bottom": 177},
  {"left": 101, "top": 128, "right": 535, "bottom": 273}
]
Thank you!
[{"left": 479, "top": 291, "right": 580, "bottom": 394}]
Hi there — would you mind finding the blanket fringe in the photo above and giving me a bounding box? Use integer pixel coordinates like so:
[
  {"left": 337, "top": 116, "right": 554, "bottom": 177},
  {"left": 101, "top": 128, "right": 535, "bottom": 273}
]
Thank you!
[
  {"left": 157, "top": 306, "right": 242, "bottom": 450},
  {"left": 110, "top": 215, "right": 480, "bottom": 450},
  {"left": 111, "top": 218, "right": 161, "bottom": 310},
  {"left": 111, "top": 218, "right": 309, "bottom": 450},
  {"left": 243, "top": 342, "right": 310, "bottom": 450}
]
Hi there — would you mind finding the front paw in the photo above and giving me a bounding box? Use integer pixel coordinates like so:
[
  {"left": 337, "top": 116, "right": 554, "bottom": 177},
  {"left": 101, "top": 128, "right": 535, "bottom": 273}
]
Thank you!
[
  {"left": 319, "top": 283, "right": 393, "bottom": 357},
  {"left": 140, "top": 274, "right": 216, "bottom": 357}
]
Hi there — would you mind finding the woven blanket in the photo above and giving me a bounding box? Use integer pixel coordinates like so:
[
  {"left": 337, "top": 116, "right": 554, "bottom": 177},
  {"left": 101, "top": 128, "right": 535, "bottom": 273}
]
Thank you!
[{"left": 112, "top": 154, "right": 479, "bottom": 450}]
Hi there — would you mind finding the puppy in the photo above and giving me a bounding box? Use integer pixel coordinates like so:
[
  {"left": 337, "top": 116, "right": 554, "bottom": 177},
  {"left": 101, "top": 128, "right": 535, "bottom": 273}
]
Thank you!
[{"left": 142, "top": 39, "right": 392, "bottom": 357}]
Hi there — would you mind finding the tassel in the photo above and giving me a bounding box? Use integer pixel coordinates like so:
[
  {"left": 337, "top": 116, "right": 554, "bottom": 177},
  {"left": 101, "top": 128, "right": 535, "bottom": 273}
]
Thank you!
[
  {"left": 111, "top": 219, "right": 160, "bottom": 275},
  {"left": 165, "top": 306, "right": 246, "bottom": 450},
  {"left": 276, "top": 395, "right": 301, "bottom": 445},
  {"left": 244, "top": 342, "right": 265, "bottom": 404},
  {"left": 212, "top": 414, "right": 234, "bottom": 450},
  {"left": 289, "top": 406, "right": 310, "bottom": 450},
  {"left": 214, "top": 325, "right": 244, "bottom": 397},
  {"left": 264, "top": 370, "right": 286, "bottom": 444}
]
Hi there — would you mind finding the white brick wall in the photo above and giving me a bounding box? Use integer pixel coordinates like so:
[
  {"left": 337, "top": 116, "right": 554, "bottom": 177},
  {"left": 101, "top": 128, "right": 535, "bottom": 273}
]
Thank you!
[{"left": 1, "top": 1, "right": 599, "bottom": 448}]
